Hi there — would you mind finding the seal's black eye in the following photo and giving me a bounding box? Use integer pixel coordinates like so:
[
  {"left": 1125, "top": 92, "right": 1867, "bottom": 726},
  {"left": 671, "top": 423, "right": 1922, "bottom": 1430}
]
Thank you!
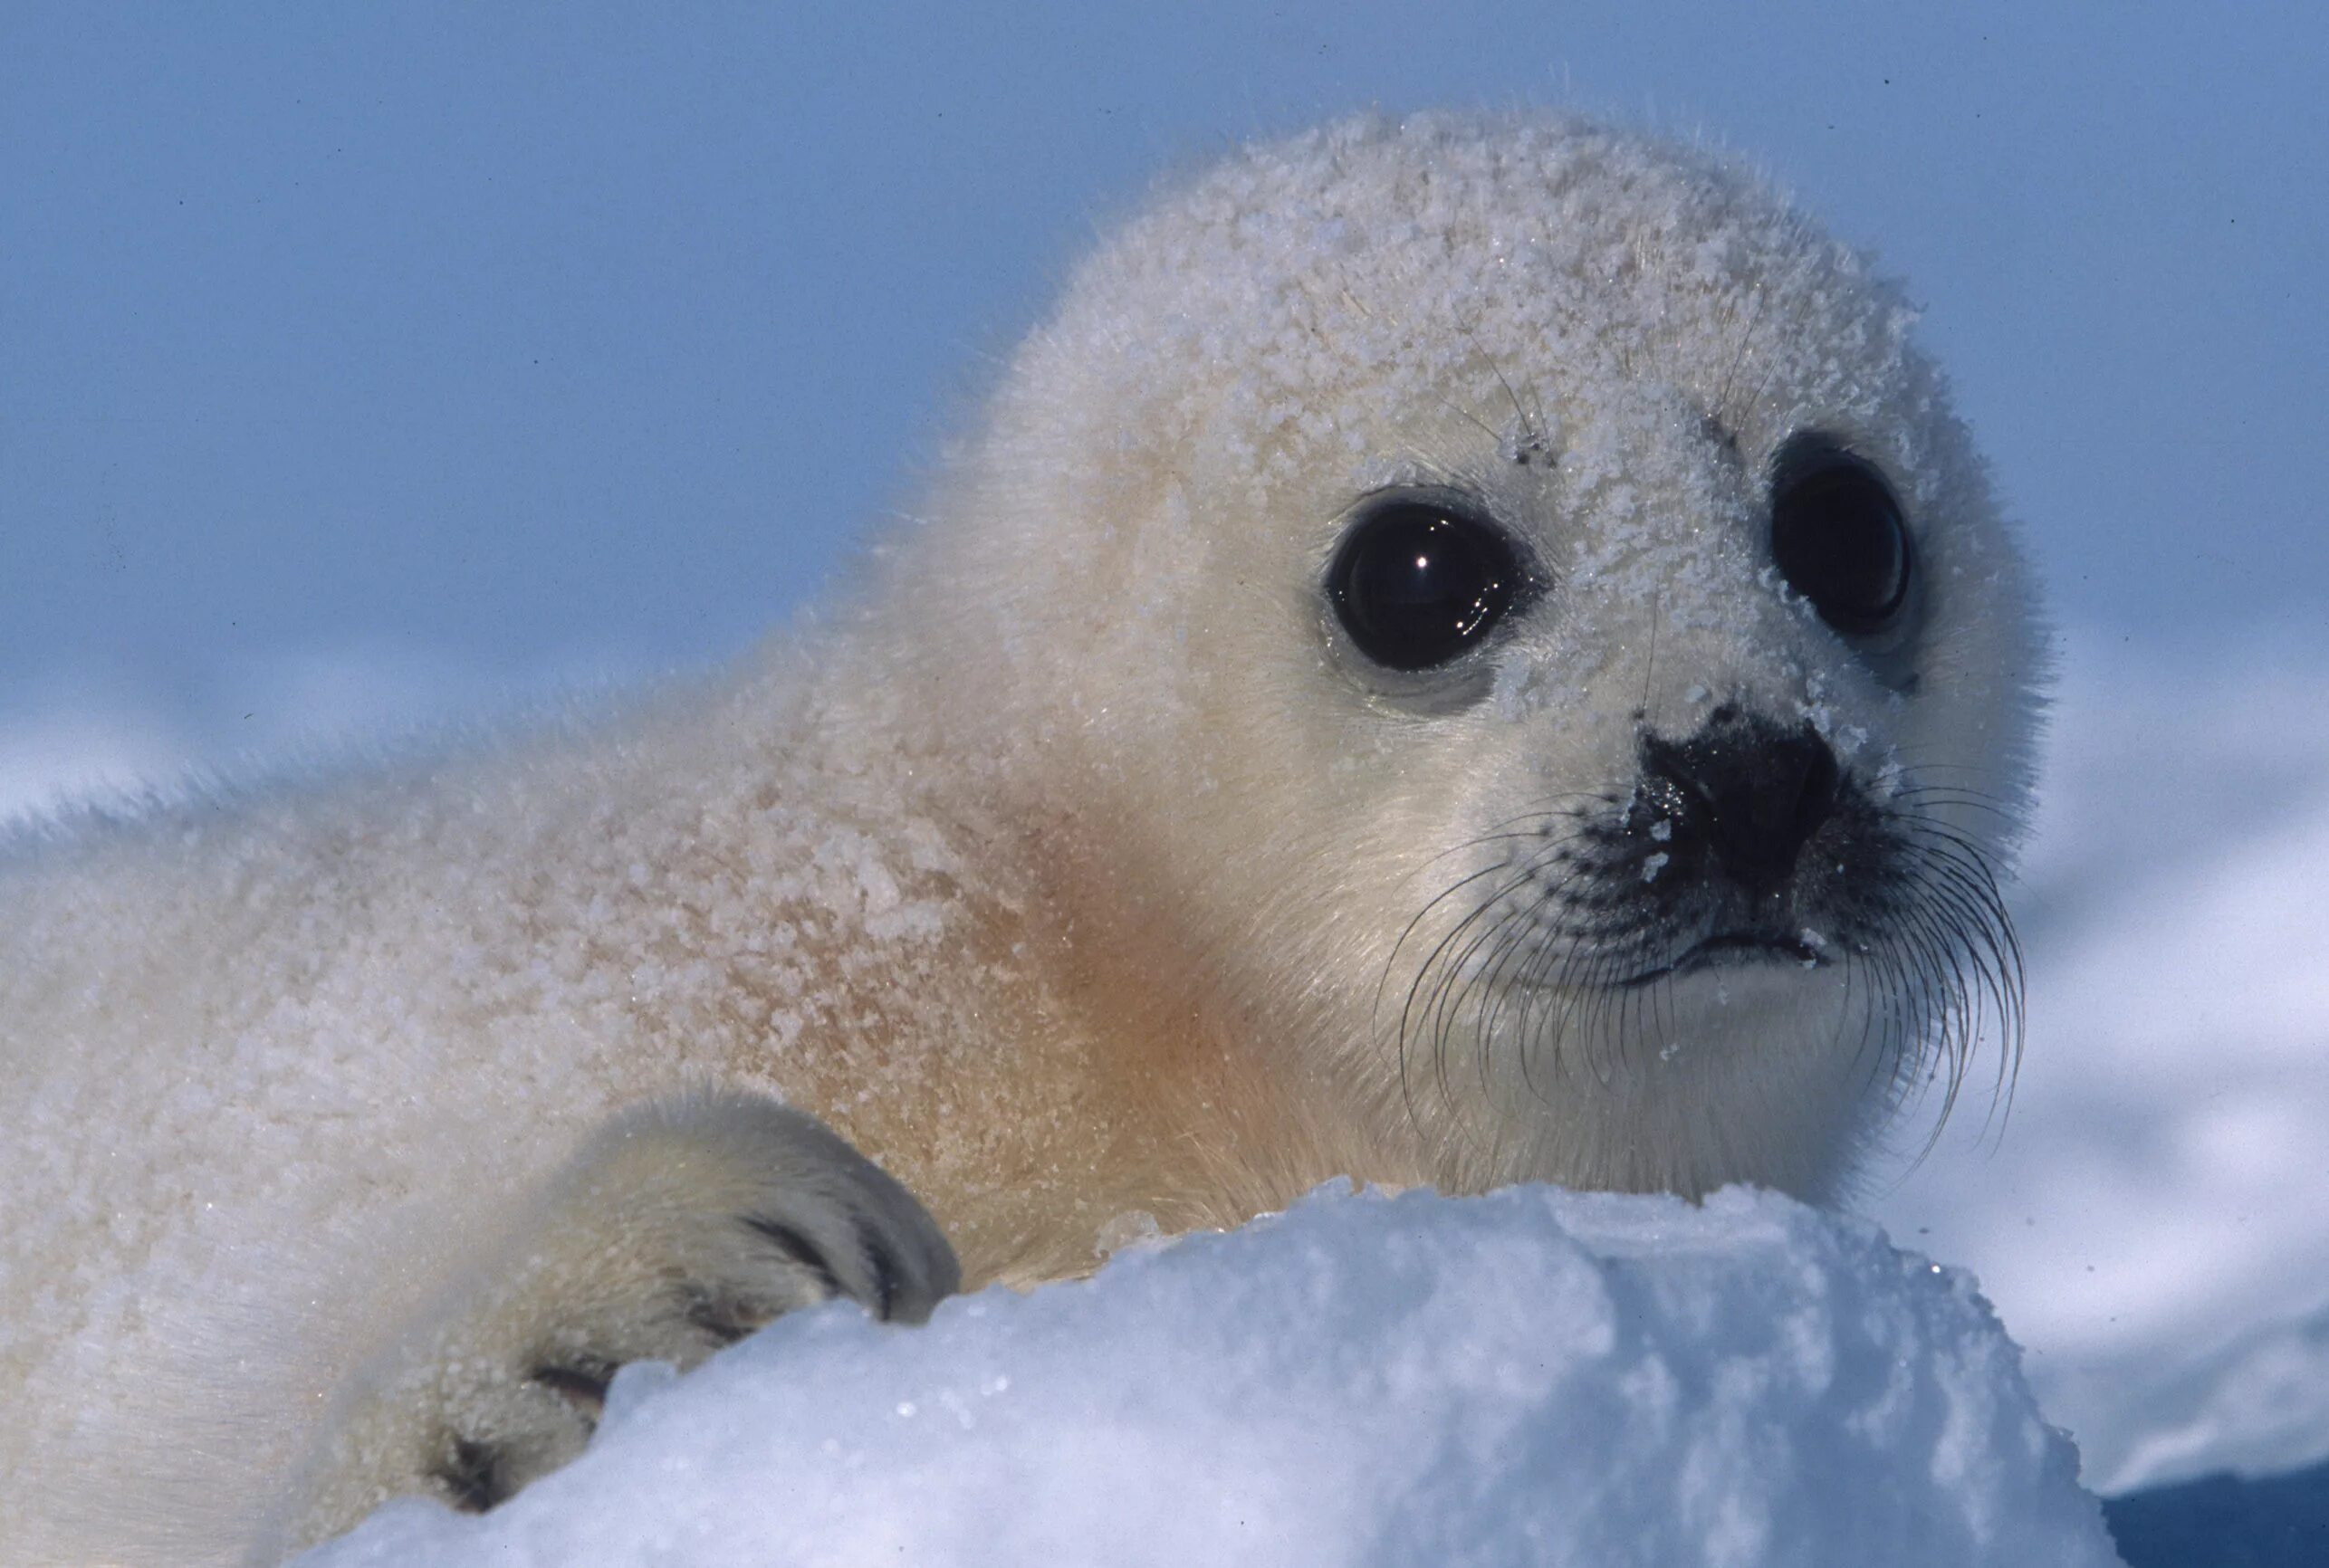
[
  {"left": 1328, "top": 499, "right": 1525, "bottom": 671},
  {"left": 1768, "top": 437, "right": 1912, "bottom": 636}
]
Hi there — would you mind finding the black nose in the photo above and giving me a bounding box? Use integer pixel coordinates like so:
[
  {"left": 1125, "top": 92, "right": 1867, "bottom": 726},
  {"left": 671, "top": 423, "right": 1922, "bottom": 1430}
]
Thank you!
[{"left": 1639, "top": 709, "right": 1841, "bottom": 889}]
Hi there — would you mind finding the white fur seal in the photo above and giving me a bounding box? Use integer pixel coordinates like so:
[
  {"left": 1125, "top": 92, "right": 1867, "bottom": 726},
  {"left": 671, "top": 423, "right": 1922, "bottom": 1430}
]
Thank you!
[{"left": 0, "top": 112, "right": 2043, "bottom": 1563}]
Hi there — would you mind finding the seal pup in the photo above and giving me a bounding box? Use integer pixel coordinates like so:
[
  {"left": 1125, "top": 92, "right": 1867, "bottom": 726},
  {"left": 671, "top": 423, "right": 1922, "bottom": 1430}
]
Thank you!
[{"left": 0, "top": 112, "right": 2042, "bottom": 1563}]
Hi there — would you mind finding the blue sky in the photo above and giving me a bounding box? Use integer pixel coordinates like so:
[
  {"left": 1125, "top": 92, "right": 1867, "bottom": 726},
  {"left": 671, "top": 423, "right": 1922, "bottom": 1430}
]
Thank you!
[{"left": 4, "top": 2, "right": 2324, "bottom": 715}]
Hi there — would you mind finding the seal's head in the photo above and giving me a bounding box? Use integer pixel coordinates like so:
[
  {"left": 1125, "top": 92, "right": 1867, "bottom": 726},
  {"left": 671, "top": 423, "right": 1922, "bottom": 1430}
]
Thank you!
[{"left": 894, "top": 113, "right": 2043, "bottom": 1200}]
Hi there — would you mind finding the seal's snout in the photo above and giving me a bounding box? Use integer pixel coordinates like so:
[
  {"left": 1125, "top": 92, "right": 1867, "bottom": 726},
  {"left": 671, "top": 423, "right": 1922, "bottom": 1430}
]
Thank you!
[{"left": 1638, "top": 708, "right": 1840, "bottom": 891}]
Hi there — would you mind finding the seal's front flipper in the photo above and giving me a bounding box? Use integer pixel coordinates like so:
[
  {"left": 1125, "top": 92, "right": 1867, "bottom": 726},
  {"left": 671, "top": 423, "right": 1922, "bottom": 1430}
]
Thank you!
[{"left": 276, "top": 1091, "right": 956, "bottom": 1554}]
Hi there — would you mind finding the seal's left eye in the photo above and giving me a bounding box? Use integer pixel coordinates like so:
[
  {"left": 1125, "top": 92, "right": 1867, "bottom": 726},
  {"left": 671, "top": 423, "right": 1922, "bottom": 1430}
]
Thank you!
[
  {"left": 1768, "top": 436, "right": 1913, "bottom": 636},
  {"left": 1328, "top": 500, "right": 1524, "bottom": 671}
]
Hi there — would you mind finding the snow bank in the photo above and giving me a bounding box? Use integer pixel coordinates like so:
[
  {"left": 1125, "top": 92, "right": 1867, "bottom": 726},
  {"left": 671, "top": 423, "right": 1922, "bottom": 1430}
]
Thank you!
[
  {"left": 298, "top": 1185, "right": 2118, "bottom": 1568},
  {"left": 2101, "top": 1300, "right": 2329, "bottom": 1498},
  {"left": 0, "top": 645, "right": 639, "bottom": 828}
]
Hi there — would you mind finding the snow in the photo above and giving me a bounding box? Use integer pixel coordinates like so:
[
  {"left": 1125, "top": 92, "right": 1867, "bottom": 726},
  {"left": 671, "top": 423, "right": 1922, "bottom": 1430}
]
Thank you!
[{"left": 295, "top": 1183, "right": 2119, "bottom": 1568}]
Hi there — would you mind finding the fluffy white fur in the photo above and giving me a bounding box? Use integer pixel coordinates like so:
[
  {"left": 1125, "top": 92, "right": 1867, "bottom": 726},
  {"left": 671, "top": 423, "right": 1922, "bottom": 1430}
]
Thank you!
[{"left": 0, "top": 112, "right": 2042, "bottom": 1563}]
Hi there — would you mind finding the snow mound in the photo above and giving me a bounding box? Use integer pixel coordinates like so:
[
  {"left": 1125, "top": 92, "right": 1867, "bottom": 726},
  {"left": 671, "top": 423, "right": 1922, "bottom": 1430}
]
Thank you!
[
  {"left": 300, "top": 1185, "right": 2119, "bottom": 1568},
  {"left": 2103, "top": 1298, "right": 2329, "bottom": 1494}
]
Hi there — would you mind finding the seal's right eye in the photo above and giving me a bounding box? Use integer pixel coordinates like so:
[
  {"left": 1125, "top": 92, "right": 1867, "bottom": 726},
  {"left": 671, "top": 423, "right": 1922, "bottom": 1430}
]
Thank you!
[{"left": 1327, "top": 499, "right": 1525, "bottom": 671}]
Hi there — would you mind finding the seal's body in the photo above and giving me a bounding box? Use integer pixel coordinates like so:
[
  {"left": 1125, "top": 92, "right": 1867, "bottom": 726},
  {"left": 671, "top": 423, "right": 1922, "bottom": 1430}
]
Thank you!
[{"left": 0, "top": 114, "right": 2042, "bottom": 1563}]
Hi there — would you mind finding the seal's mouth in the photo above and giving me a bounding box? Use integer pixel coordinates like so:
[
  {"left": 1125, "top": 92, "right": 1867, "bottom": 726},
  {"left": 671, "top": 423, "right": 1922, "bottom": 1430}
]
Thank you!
[{"left": 1616, "top": 930, "right": 1824, "bottom": 989}]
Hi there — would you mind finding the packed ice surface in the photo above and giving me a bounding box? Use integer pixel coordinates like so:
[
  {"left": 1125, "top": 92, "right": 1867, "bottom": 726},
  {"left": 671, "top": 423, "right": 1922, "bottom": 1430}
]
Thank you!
[{"left": 297, "top": 1184, "right": 2120, "bottom": 1568}]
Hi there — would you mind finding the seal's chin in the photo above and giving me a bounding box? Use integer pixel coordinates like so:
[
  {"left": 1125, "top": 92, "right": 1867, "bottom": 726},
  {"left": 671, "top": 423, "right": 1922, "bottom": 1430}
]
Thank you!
[{"left": 1617, "top": 930, "right": 1826, "bottom": 989}]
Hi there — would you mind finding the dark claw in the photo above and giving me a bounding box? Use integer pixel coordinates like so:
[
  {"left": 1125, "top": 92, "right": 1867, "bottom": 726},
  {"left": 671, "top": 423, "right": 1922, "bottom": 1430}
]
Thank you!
[
  {"left": 858, "top": 1228, "right": 903, "bottom": 1322},
  {"left": 741, "top": 1215, "right": 843, "bottom": 1300},
  {"left": 529, "top": 1357, "right": 615, "bottom": 1418},
  {"left": 681, "top": 1286, "right": 767, "bottom": 1346},
  {"left": 435, "top": 1435, "right": 507, "bottom": 1514}
]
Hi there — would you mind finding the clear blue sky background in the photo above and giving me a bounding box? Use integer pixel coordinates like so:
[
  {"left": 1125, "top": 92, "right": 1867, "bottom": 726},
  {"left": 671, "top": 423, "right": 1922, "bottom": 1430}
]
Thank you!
[{"left": 4, "top": 2, "right": 2324, "bottom": 719}]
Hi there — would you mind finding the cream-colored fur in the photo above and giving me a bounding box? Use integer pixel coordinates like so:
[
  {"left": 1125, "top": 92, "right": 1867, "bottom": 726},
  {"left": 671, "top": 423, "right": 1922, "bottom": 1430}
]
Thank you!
[{"left": 0, "top": 112, "right": 2043, "bottom": 1563}]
